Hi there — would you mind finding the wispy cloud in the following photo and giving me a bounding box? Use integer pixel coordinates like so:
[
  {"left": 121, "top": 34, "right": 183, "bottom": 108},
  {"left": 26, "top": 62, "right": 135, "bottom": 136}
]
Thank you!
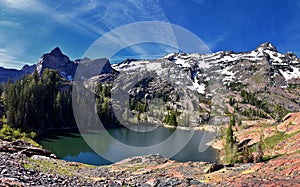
[
  {"left": 0, "top": 45, "right": 27, "bottom": 69},
  {"left": 1, "top": 0, "right": 170, "bottom": 39},
  {"left": 92, "top": 0, "right": 178, "bottom": 59},
  {"left": 1, "top": 0, "right": 171, "bottom": 39},
  {"left": 0, "top": 20, "right": 21, "bottom": 29},
  {"left": 2, "top": 0, "right": 40, "bottom": 10},
  {"left": 206, "top": 32, "right": 230, "bottom": 51},
  {"left": 67, "top": 0, "right": 180, "bottom": 59},
  {"left": 1, "top": 0, "right": 106, "bottom": 37},
  {"left": 0, "top": 0, "right": 180, "bottom": 67}
]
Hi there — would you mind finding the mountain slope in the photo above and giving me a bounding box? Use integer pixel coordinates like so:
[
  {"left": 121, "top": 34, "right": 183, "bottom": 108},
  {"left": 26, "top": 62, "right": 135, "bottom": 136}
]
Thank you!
[
  {"left": 162, "top": 42, "right": 300, "bottom": 89},
  {"left": 108, "top": 42, "right": 300, "bottom": 127}
]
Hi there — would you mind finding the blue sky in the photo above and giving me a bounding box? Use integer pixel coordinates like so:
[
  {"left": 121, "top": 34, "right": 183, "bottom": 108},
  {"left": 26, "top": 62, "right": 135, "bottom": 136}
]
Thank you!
[{"left": 1, "top": 0, "right": 300, "bottom": 69}]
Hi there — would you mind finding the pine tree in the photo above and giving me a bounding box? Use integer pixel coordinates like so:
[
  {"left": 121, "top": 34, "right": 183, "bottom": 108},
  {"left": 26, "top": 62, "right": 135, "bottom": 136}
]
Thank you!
[
  {"left": 225, "top": 115, "right": 237, "bottom": 164},
  {"left": 226, "top": 117, "right": 235, "bottom": 148}
]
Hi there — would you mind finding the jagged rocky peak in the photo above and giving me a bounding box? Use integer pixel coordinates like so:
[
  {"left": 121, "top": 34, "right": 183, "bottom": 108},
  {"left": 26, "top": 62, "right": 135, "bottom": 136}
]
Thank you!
[
  {"left": 255, "top": 42, "right": 278, "bottom": 52},
  {"left": 78, "top": 58, "right": 117, "bottom": 77},
  {"left": 101, "top": 59, "right": 116, "bottom": 74},
  {"left": 284, "top": 52, "right": 299, "bottom": 60},
  {"left": 36, "top": 47, "right": 78, "bottom": 80},
  {"left": 50, "top": 47, "right": 63, "bottom": 56},
  {"left": 82, "top": 58, "right": 119, "bottom": 85}
]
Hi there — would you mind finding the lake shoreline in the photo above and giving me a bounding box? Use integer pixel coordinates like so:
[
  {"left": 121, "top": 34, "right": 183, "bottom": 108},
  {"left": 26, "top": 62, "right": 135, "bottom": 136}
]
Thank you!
[
  {"left": 42, "top": 123, "right": 219, "bottom": 133},
  {"left": 2, "top": 137, "right": 300, "bottom": 186}
]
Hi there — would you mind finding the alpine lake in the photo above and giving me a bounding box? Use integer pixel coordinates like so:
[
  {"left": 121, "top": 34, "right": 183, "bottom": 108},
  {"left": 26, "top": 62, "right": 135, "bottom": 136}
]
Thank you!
[{"left": 39, "top": 125, "right": 219, "bottom": 166}]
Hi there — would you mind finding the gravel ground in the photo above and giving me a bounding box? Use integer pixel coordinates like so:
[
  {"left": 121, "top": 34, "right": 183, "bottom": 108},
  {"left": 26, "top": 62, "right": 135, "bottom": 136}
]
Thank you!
[{"left": 1, "top": 139, "right": 300, "bottom": 186}]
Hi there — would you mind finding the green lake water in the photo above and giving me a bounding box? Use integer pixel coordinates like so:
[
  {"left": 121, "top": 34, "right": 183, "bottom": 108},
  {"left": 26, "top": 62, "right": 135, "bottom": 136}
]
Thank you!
[{"left": 39, "top": 126, "right": 219, "bottom": 166}]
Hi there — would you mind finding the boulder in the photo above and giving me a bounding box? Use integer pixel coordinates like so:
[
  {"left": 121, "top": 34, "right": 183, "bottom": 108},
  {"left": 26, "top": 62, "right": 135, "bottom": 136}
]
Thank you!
[
  {"left": 203, "top": 163, "right": 224, "bottom": 173},
  {"left": 0, "top": 140, "right": 57, "bottom": 158},
  {"left": 20, "top": 147, "right": 56, "bottom": 158}
]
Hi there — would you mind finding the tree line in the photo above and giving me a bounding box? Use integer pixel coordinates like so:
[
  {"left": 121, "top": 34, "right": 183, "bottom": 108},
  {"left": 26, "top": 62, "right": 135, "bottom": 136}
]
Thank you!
[{"left": 4, "top": 70, "right": 74, "bottom": 132}]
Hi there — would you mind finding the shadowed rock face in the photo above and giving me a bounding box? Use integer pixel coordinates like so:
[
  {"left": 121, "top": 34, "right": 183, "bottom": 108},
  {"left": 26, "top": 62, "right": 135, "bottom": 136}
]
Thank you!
[
  {"left": 0, "top": 47, "right": 118, "bottom": 83},
  {"left": 36, "top": 47, "right": 78, "bottom": 80},
  {"left": 35, "top": 48, "right": 118, "bottom": 81}
]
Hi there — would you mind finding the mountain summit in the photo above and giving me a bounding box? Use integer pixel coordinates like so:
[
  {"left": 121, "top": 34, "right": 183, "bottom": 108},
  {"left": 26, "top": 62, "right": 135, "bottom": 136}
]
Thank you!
[
  {"left": 49, "top": 47, "right": 63, "bottom": 56},
  {"left": 36, "top": 47, "right": 78, "bottom": 80},
  {"left": 256, "top": 42, "right": 278, "bottom": 52}
]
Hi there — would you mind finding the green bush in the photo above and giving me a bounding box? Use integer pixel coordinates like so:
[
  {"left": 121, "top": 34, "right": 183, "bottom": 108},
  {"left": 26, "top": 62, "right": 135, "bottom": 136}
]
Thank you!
[
  {"left": 29, "top": 131, "right": 37, "bottom": 139},
  {"left": 12, "top": 129, "right": 21, "bottom": 139},
  {"left": 0, "top": 124, "right": 13, "bottom": 137},
  {"left": 0, "top": 124, "right": 38, "bottom": 141}
]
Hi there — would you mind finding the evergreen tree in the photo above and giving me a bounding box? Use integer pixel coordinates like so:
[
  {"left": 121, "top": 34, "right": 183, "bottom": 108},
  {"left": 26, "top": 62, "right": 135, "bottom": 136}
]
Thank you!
[
  {"left": 163, "top": 109, "right": 178, "bottom": 126},
  {"left": 225, "top": 115, "right": 238, "bottom": 164},
  {"left": 226, "top": 117, "right": 235, "bottom": 148}
]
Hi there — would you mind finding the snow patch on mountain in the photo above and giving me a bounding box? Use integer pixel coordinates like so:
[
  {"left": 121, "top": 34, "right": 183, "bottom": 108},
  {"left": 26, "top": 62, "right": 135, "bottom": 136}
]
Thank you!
[
  {"left": 187, "top": 82, "right": 206, "bottom": 94},
  {"left": 113, "top": 42, "right": 300, "bottom": 94},
  {"left": 279, "top": 67, "right": 300, "bottom": 80}
]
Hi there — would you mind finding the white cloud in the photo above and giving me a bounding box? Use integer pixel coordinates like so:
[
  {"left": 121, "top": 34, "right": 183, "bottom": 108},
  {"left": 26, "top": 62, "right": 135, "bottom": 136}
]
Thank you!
[
  {"left": 0, "top": 40, "right": 31, "bottom": 69},
  {"left": 82, "top": 0, "right": 98, "bottom": 11},
  {"left": 0, "top": 48, "right": 27, "bottom": 69},
  {"left": 2, "top": 0, "right": 45, "bottom": 12}
]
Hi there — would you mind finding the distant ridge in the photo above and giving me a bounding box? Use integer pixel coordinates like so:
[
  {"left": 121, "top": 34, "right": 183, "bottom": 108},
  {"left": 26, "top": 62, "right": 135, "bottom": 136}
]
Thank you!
[
  {"left": 0, "top": 42, "right": 299, "bottom": 86},
  {"left": 0, "top": 64, "right": 36, "bottom": 82}
]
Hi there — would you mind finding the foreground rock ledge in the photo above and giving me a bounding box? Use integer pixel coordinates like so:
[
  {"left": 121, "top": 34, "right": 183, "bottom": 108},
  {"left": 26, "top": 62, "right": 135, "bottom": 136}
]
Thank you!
[{"left": 1, "top": 139, "right": 300, "bottom": 186}]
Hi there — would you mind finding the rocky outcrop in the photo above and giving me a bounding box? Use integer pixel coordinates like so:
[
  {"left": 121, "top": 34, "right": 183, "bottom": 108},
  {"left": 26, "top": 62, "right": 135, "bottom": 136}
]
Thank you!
[
  {"left": 277, "top": 112, "right": 300, "bottom": 133},
  {"left": 0, "top": 140, "right": 56, "bottom": 158},
  {"left": 255, "top": 42, "right": 278, "bottom": 52},
  {"left": 217, "top": 153, "right": 300, "bottom": 186},
  {"left": 77, "top": 58, "right": 118, "bottom": 81}
]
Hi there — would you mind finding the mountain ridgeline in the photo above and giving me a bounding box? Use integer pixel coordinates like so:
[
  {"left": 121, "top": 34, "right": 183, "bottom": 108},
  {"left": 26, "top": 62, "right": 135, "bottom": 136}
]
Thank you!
[
  {"left": 0, "top": 65, "right": 36, "bottom": 83},
  {"left": 0, "top": 42, "right": 299, "bottom": 133}
]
